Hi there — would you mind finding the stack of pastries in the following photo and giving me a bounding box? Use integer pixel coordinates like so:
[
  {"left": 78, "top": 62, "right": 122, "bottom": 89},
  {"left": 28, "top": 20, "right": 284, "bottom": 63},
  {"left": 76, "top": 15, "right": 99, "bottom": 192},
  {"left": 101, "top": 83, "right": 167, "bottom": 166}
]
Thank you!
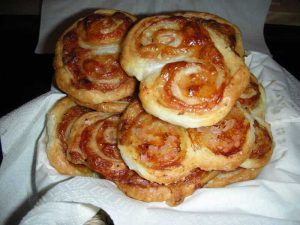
[{"left": 46, "top": 9, "right": 273, "bottom": 206}]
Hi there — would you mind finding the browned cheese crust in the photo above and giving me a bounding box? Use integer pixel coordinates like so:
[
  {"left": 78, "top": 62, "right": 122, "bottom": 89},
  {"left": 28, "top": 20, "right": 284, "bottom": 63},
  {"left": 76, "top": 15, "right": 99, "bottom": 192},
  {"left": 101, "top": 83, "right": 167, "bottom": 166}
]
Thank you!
[
  {"left": 54, "top": 9, "right": 137, "bottom": 112},
  {"left": 118, "top": 100, "right": 197, "bottom": 184},
  {"left": 238, "top": 73, "right": 266, "bottom": 118},
  {"left": 116, "top": 169, "right": 219, "bottom": 206},
  {"left": 240, "top": 117, "right": 273, "bottom": 169},
  {"left": 46, "top": 10, "right": 274, "bottom": 207},
  {"left": 176, "top": 11, "right": 244, "bottom": 57},
  {"left": 47, "top": 97, "right": 219, "bottom": 205},
  {"left": 187, "top": 104, "right": 255, "bottom": 171},
  {"left": 46, "top": 97, "right": 96, "bottom": 176},
  {"left": 121, "top": 12, "right": 250, "bottom": 128}
]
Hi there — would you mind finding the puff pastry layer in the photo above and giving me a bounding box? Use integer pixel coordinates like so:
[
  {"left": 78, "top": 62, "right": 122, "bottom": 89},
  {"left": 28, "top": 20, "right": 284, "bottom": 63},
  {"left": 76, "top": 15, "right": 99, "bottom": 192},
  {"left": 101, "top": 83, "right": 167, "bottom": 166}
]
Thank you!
[
  {"left": 47, "top": 98, "right": 219, "bottom": 205},
  {"left": 46, "top": 97, "right": 96, "bottom": 176},
  {"left": 175, "top": 12, "right": 244, "bottom": 57},
  {"left": 47, "top": 9, "right": 274, "bottom": 206},
  {"left": 238, "top": 74, "right": 266, "bottom": 118},
  {"left": 116, "top": 168, "right": 218, "bottom": 206},
  {"left": 187, "top": 104, "right": 255, "bottom": 171},
  {"left": 54, "top": 9, "right": 137, "bottom": 112},
  {"left": 65, "top": 111, "right": 130, "bottom": 180},
  {"left": 240, "top": 117, "right": 273, "bottom": 169},
  {"left": 204, "top": 167, "right": 262, "bottom": 188},
  {"left": 118, "top": 100, "right": 199, "bottom": 184},
  {"left": 118, "top": 100, "right": 255, "bottom": 184},
  {"left": 205, "top": 118, "right": 273, "bottom": 187},
  {"left": 121, "top": 13, "right": 250, "bottom": 127}
]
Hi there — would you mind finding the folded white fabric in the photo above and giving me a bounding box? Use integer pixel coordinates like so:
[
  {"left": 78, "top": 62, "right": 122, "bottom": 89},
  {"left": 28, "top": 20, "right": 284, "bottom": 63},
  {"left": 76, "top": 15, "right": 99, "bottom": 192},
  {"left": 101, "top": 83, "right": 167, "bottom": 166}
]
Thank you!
[{"left": 0, "top": 52, "right": 299, "bottom": 225}]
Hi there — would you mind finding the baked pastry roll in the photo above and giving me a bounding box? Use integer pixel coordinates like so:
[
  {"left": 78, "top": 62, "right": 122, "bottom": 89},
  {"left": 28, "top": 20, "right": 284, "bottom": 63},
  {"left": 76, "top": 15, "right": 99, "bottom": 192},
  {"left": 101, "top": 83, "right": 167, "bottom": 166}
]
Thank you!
[
  {"left": 49, "top": 99, "right": 218, "bottom": 205},
  {"left": 240, "top": 117, "right": 273, "bottom": 169},
  {"left": 46, "top": 97, "right": 96, "bottom": 176},
  {"left": 204, "top": 119, "right": 273, "bottom": 187},
  {"left": 121, "top": 13, "right": 250, "bottom": 127},
  {"left": 54, "top": 9, "right": 137, "bottom": 112},
  {"left": 175, "top": 12, "right": 244, "bottom": 57},
  {"left": 116, "top": 169, "right": 219, "bottom": 206},
  {"left": 118, "top": 100, "right": 202, "bottom": 184},
  {"left": 187, "top": 104, "right": 255, "bottom": 171},
  {"left": 66, "top": 111, "right": 130, "bottom": 180},
  {"left": 238, "top": 74, "right": 266, "bottom": 118}
]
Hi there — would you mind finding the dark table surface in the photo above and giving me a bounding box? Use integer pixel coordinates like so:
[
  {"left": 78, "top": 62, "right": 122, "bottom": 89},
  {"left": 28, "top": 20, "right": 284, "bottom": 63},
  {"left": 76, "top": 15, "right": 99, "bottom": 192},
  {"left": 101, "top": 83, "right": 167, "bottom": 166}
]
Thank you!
[{"left": 0, "top": 15, "right": 299, "bottom": 119}]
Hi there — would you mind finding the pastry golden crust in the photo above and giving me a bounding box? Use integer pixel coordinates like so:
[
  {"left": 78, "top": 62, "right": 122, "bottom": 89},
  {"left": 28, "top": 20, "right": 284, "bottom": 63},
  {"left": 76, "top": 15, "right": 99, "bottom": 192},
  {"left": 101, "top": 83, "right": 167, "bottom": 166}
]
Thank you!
[
  {"left": 70, "top": 95, "right": 135, "bottom": 113},
  {"left": 203, "top": 115, "right": 272, "bottom": 188},
  {"left": 118, "top": 100, "right": 199, "bottom": 184},
  {"left": 54, "top": 9, "right": 137, "bottom": 111},
  {"left": 175, "top": 12, "right": 244, "bottom": 57},
  {"left": 48, "top": 99, "right": 218, "bottom": 205},
  {"left": 46, "top": 10, "right": 274, "bottom": 207},
  {"left": 240, "top": 117, "right": 273, "bottom": 169},
  {"left": 204, "top": 167, "right": 262, "bottom": 188},
  {"left": 46, "top": 97, "right": 96, "bottom": 176},
  {"left": 238, "top": 74, "right": 266, "bottom": 118},
  {"left": 66, "top": 112, "right": 129, "bottom": 180},
  {"left": 187, "top": 104, "right": 255, "bottom": 171},
  {"left": 116, "top": 169, "right": 219, "bottom": 206},
  {"left": 118, "top": 101, "right": 255, "bottom": 183},
  {"left": 121, "top": 13, "right": 250, "bottom": 128}
]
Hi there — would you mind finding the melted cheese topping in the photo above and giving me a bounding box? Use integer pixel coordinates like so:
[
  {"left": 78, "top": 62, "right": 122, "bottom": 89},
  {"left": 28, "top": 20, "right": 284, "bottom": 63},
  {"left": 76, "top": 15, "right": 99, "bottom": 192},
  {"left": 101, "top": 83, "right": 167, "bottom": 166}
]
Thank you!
[
  {"left": 61, "top": 11, "right": 135, "bottom": 92},
  {"left": 190, "top": 106, "right": 249, "bottom": 156},
  {"left": 157, "top": 61, "right": 226, "bottom": 111}
]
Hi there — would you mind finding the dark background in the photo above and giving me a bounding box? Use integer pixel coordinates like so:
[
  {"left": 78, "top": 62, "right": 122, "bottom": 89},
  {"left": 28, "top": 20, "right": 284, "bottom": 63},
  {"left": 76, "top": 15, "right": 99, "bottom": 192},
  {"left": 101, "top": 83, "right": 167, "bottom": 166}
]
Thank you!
[{"left": 0, "top": 15, "right": 299, "bottom": 118}]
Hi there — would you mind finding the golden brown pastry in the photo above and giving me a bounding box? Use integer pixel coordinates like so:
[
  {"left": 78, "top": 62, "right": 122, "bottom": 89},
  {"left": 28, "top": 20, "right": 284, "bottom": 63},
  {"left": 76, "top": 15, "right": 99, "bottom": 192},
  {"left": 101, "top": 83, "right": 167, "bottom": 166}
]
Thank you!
[
  {"left": 204, "top": 167, "right": 262, "bottom": 188},
  {"left": 175, "top": 12, "right": 244, "bottom": 57},
  {"left": 66, "top": 111, "right": 129, "bottom": 180},
  {"left": 116, "top": 168, "right": 218, "bottom": 206},
  {"left": 238, "top": 74, "right": 266, "bottom": 118},
  {"left": 187, "top": 103, "right": 255, "bottom": 171},
  {"left": 54, "top": 9, "right": 137, "bottom": 112},
  {"left": 46, "top": 9, "right": 274, "bottom": 207},
  {"left": 118, "top": 100, "right": 256, "bottom": 183},
  {"left": 118, "top": 100, "right": 198, "bottom": 184},
  {"left": 69, "top": 95, "right": 136, "bottom": 113},
  {"left": 121, "top": 13, "right": 250, "bottom": 127},
  {"left": 205, "top": 118, "right": 273, "bottom": 187},
  {"left": 240, "top": 117, "right": 273, "bottom": 169},
  {"left": 46, "top": 97, "right": 217, "bottom": 205},
  {"left": 46, "top": 97, "right": 96, "bottom": 176}
]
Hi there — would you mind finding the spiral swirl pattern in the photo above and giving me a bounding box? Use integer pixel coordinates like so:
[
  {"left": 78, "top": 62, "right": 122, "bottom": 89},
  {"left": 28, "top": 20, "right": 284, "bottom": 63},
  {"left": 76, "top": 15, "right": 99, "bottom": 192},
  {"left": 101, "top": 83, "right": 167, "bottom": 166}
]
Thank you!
[
  {"left": 121, "top": 13, "right": 250, "bottom": 127},
  {"left": 55, "top": 9, "right": 137, "bottom": 112}
]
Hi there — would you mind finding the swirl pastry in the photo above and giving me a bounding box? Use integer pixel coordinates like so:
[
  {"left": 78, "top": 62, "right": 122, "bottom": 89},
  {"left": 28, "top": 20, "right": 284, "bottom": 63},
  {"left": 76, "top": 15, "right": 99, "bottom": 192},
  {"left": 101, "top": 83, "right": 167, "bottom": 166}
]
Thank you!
[
  {"left": 121, "top": 13, "right": 250, "bottom": 127},
  {"left": 65, "top": 111, "right": 129, "bottom": 180},
  {"left": 175, "top": 12, "right": 244, "bottom": 57},
  {"left": 118, "top": 100, "right": 200, "bottom": 184},
  {"left": 238, "top": 74, "right": 266, "bottom": 118},
  {"left": 54, "top": 9, "right": 137, "bottom": 112},
  {"left": 240, "top": 117, "right": 273, "bottom": 169},
  {"left": 187, "top": 104, "right": 255, "bottom": 171},
  {"left": 48, "top": 98, "right": 219, "bottom": 205},
  {"left": 46, "top": 97, "right": 96, "bottom": 176},
  {"left": 204, "top": 118, "right": 273, "bottom": 187}
]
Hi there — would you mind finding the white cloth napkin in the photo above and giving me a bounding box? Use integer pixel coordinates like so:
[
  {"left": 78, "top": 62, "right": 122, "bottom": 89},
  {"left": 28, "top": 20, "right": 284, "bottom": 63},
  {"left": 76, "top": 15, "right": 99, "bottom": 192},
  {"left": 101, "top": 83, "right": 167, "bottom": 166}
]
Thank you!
[
  {"left": 35, "top": 0, "right": 271, "bottom": 54},
  {"left": 1, "top": 52, "right": 300, "bottom": 225}
]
